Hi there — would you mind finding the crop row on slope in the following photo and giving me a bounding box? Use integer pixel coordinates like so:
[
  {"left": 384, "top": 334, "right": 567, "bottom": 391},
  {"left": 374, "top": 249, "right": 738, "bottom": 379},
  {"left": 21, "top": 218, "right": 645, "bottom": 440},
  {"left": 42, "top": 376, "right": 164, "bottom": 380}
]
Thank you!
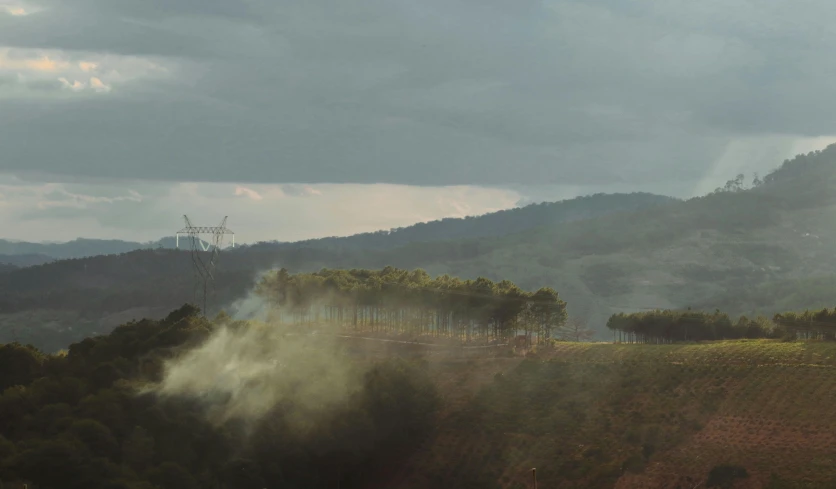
[{"left": 393, "top": 340, "right": 836, "bottom": 489}]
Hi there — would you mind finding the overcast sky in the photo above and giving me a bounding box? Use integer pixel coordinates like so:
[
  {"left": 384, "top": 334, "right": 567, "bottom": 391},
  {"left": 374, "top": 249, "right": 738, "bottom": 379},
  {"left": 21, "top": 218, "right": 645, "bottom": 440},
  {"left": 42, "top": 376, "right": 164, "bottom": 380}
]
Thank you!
[{"left": 2, "top": 0, "right": 836, "bottom": 243}]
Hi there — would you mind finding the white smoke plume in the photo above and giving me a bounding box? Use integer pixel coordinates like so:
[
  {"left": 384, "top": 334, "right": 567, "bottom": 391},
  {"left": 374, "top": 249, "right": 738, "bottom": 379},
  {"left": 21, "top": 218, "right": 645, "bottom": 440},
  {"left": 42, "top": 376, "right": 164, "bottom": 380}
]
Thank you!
[{"left": 150, "top": 288, "right": 360, "bottom": 426}]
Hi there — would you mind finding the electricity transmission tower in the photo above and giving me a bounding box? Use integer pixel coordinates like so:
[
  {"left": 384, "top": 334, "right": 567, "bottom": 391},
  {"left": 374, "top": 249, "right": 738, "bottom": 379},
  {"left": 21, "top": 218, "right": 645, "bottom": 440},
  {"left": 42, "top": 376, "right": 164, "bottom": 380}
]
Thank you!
[{"left": 176, "top": 215, "right": 234, "bottom": 316}]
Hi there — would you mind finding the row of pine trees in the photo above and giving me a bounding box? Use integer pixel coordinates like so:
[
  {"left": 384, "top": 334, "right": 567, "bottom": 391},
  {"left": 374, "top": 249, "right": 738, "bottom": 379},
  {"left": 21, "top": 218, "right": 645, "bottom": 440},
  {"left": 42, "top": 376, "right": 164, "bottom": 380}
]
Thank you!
[{"left": 254, "top": 267, "right": 568, "bottom": 344}]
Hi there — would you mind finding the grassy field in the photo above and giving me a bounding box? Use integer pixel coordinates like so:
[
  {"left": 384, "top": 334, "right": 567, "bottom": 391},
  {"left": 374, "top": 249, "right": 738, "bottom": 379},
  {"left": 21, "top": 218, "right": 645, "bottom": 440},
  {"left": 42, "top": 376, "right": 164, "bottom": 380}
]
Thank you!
[{"left": 391, "top": 340, "right": 836, "bottom": 489}]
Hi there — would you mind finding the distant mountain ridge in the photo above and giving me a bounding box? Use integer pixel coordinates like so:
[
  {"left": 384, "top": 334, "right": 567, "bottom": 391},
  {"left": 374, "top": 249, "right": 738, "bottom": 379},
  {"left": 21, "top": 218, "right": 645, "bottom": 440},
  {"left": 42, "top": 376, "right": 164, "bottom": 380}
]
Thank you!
[
  {"left": 1, "top": 192, "right": 677, "bottom": 264},
  {"left": 0, "top": 254, "right": 53, "bottom": 269},
  {"left": 240, "top": 192, "right": 679, "bottom": 252},
  {"left": 0, "top": 236, "right": 210, "bottom": 265}
]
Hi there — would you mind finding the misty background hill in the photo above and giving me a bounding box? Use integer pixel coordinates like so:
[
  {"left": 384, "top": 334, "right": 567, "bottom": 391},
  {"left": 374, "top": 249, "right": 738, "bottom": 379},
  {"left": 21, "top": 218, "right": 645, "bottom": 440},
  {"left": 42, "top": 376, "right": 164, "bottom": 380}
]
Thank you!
[
  {"left": 0, "top": 192, "right": 675, "bottom": 265},
  {"left": 0, "top": 237, "right": 206, "bottom": 266},
  {"left": 5, "top": 146, "right": 836, "bottom": 351},
  {"left": 246, "top": 192, "right": 678, "bottom": 251}
]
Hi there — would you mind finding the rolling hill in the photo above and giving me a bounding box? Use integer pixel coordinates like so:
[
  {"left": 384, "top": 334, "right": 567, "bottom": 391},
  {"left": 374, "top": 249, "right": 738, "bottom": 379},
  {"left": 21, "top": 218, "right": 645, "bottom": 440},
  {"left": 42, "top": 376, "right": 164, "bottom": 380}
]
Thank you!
[
  {"left": 0, "top": 193, "right": 675, "bottom": 265},
  {"left": 6, "top": 145, "right": 836, "bottom": 351}
]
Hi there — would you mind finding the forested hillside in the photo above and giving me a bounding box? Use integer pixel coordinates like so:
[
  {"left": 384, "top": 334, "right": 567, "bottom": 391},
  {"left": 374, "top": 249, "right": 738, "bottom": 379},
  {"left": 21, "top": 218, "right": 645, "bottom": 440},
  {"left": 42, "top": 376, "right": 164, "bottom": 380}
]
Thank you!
[
  {"left": 3, "top": 302, "right": 836, "bottom": 488},
  {"left": 6, "top": 145, "right": 836, "bottom": 347},
  {"left": 0, "top": 266, "right": 570, "bottom": 352},
  {"left": 0, "top": 304, "right": 442, "bottom": 489},
  {"left": 1, "top": 193, "right": 673, "bottom": 263},
  {"left": 247, "top": 192, "right": 676, "bottom": 251},
  {"left": 434, "top": 145, "right": 836, "bottom": 326}
]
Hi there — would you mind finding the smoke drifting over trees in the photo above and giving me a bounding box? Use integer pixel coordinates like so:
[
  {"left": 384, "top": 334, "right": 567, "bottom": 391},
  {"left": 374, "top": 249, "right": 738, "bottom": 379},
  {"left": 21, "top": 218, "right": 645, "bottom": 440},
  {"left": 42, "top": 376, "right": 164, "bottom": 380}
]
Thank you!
[{"left": 254, "top": 266, "right": 568, "bottom": 344}]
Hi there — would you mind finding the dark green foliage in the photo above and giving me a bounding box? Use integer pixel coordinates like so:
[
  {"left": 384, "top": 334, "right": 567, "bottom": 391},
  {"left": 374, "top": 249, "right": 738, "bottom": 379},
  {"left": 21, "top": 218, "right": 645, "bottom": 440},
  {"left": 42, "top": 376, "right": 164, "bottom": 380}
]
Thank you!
[
  {"left": 773, "top": 307, "right": 836, "bottom": 340},
  {"left": 145, "top": 462, "right": 199, "bottom": 489},
  {"left": 579, "top": 262, "right": 631, "bottom": 297},
  {"left": 606, "top": 310, "right": 775, "bottom": 343},
  {"left": 2, "top": 438, "right": 127, "bottom": 489},
  {"left": 362, "top": 359, "right": 441, "bottom": 446},
  {"left": 121, "top": 426, "right": 155, "bottom": 472},
  {"left": 0, "top": 304, "right": 441, "bottom": 489},
  {"left": 0, "top": 434, "right": 15, "bottom": 460},
  {"left": 0, "top": 343, "right": 44, "bottom": 391},
  {"left": 66, "top": 419, "right": 120, "bottom": 459}
]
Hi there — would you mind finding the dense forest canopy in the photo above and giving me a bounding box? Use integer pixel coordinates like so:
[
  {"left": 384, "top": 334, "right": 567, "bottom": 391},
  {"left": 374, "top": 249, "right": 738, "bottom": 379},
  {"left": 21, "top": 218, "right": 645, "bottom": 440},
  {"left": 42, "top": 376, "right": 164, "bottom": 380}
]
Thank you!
[
  {"left": 606, "top": 310, "right": 777, "bottom": 343},
  {"left": 605, "top": 305, "right": 836, "bottom": 344},
  {"left": 0, "top": 304, "right": 441, "bottom": 489},
  {"left": 254, "top": 267, "right": 568, "bottom": 344}
]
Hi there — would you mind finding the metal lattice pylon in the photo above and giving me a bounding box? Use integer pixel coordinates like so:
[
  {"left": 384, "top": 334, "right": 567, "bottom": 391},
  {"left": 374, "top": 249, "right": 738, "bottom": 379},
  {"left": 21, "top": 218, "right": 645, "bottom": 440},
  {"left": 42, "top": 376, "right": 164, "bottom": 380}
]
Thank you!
[{"left": 176, "top": 215, "right": 234, "bottom": 316}]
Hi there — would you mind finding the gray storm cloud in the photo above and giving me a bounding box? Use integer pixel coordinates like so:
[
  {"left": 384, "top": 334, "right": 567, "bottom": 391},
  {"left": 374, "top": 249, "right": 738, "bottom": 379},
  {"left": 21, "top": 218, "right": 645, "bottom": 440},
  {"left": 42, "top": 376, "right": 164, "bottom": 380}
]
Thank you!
[{"left": 2, "top": 0, "right": 836, "bottom": 187}]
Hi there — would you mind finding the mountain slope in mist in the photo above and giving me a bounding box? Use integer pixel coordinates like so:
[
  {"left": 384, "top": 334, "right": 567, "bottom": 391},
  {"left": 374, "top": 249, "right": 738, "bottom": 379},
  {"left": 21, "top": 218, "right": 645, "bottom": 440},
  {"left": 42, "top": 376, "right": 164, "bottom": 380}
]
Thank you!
[
  {"left": 241, "top": 192, "right": 678, "bottom": 252},
  {"left": 6, "top": 146, "right": 836, "bottom": 345},
  {"left": 428, "top": 145, "right": 836, "bottom": 327},
  {"left": 0, "top": 236, "right": 211, "bottom": 264}
]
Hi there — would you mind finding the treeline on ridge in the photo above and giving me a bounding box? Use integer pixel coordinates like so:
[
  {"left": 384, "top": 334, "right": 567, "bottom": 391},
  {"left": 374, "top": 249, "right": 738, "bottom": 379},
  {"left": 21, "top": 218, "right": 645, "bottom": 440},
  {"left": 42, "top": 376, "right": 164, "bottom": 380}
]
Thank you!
[
  {"left": 255, "top": 267, "right": 568, "bottom": 343},
  {"left": 607, "top": 306, "right": 836, "bottom": 343},
  {"left": 606, "top": 310, "right": 775, "bottom": 343}
]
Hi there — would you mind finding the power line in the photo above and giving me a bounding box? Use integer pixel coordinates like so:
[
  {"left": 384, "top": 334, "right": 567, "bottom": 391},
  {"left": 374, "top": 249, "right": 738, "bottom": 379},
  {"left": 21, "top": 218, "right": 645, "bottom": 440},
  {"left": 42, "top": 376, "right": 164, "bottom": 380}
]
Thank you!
[{"left": 176, "top": 215, "right": 234, "bottom": 316}]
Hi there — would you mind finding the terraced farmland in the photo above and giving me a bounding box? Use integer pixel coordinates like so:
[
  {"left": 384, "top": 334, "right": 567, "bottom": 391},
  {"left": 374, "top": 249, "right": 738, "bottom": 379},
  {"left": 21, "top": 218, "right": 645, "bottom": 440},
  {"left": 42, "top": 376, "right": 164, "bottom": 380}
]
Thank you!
[{"left": 395, "top": 341, "right": 836, "bottom": 489}]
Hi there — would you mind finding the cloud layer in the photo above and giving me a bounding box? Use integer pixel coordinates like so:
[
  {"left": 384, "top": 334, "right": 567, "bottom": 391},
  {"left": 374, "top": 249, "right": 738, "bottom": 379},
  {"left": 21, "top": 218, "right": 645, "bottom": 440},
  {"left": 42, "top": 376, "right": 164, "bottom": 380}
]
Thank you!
[
  {"left": 0, "top": 174, "right": 522, "bottom": 243},
  {"left": 2, "top": 0, "right": 836, "bottom": 187}
]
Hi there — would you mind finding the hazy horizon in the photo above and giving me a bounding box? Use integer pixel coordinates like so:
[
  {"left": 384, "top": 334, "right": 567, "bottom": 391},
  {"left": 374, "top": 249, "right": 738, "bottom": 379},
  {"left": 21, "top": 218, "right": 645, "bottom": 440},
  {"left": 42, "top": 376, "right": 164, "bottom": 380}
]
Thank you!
[
  {"left": 2, "top": 137, "right": 833, "bottom": 245},
  {"left": 5, "top": 0, "right": 836, "bottom": 243}
]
